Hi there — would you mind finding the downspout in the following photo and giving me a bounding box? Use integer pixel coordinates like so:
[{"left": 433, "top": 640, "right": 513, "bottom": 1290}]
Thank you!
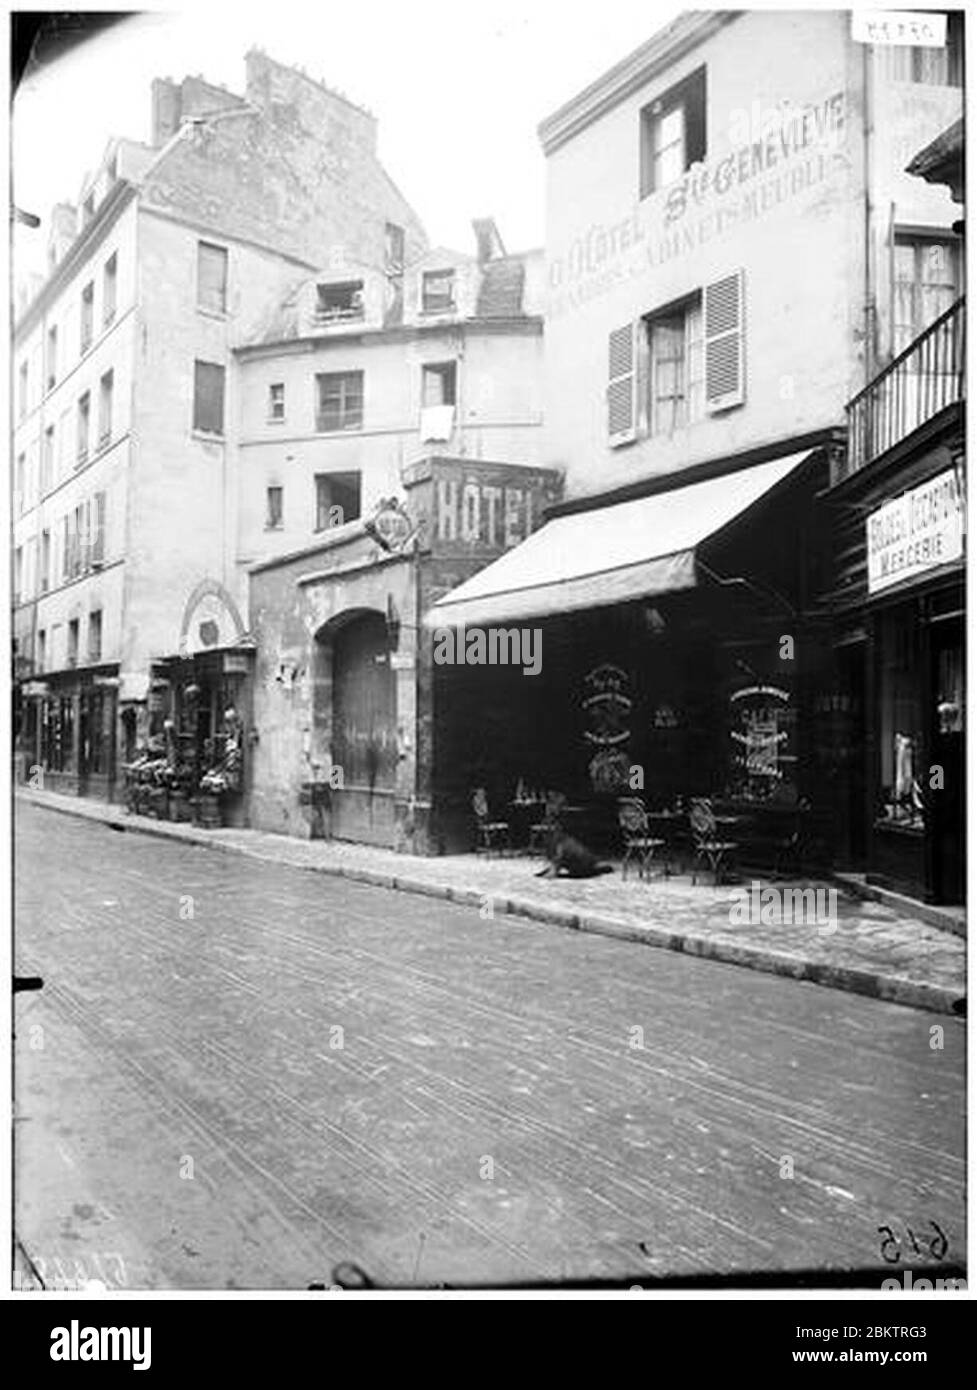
[{"left": 862, "top": 40, "right": 877, "bottom": 381}]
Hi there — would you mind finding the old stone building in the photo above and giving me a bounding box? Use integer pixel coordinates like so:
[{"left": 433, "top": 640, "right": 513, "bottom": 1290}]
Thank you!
[
  {"left": 244, "top": 227, "right": 554, "bottom": 849},
  {"left": 13, "top": 51, "right": 427, "bottom": 802}
]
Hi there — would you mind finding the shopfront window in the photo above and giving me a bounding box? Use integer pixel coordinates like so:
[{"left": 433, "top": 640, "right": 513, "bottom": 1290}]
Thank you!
[
  {"left": 876, "top": 607, "right": 924, "bottom": 830},
  {"left": 727, "top": 680, "right": 798, "bottom": 804}
]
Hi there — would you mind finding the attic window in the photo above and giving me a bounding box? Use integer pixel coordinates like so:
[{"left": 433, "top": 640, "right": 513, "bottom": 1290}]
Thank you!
[
  {"left": 422, "top": 270, "right": 455, "bottom": 314},
  {"left": 315, "top": 281, "right": 364, "bottom": 322}
]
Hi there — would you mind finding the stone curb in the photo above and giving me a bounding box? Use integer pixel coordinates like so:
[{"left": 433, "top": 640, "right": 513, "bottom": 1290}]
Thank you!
[{"left": 16, "top": 789, "right": 965, "bottom": 1017}]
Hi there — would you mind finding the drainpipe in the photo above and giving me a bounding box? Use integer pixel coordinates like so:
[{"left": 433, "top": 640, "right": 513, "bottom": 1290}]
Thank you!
[{"left": 862, "top": 41, "right": 877, "bottom": 381}]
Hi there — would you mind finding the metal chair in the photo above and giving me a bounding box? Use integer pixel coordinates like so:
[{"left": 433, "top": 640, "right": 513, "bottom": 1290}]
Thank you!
[
  {"left": 774, "top": 795, "right": 813, "bottom": 878},
  {"left": 528, "top": 789, "right": 565, "bottom": 855},
  {"left": 472, "top": 788, "right": 510, "bottom": 856},
  {"left": 617, "top": 797, "right": 667, "bottom": 880},
  {"left": 689, "top": 798, "right": 739, "bottom": 885}
]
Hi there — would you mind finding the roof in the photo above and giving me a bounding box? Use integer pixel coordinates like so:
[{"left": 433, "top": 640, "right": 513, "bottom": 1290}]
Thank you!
[
  {"left": 537, "top": 10, "right": 737, "bottom": 155},
  {"left": 475, "top": 256, "right": 526, "bottom": 318}
]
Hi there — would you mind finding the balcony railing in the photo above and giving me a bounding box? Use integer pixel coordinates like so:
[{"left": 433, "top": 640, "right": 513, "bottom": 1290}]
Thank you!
[{"left": 843, "top": 296, "right": 965, "bottom": 483}]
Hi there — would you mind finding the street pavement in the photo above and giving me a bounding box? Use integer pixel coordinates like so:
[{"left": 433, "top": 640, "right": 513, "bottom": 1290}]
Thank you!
[{"left": 15, "top": 801, "right": 966, "bottom": 1290}]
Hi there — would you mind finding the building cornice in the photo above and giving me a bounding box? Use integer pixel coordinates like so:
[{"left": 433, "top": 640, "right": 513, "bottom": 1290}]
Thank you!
[
  {"left": 14, "top": 180, "right": 137, "bottom": 343},
  {"left": 235, "top": 314, "right": 543, "bottom": 360},
  {"left": 537, "top": 11, "right": 739, "bottom": 156}
]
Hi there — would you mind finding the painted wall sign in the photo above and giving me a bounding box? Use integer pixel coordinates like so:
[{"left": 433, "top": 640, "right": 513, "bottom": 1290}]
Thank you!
[
  {"left": 435, "top": 477, "right": 537, "bottom": 550},
  {"left": 547, "top": 89, "right": 849, "bottom": 320},
  {"left": 866, "top": 469, "right": 964, "bottom": 595}
]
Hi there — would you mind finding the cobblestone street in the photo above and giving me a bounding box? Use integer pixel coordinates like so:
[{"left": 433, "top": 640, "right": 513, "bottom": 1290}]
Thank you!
[{"left": 14, "top": 802, "right": 966, "bottom": 1289}]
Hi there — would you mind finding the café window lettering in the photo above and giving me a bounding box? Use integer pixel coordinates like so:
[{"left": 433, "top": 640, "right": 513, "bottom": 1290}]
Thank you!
[{"left": 727, "top": 683, "right": 797, "bottom": 803}]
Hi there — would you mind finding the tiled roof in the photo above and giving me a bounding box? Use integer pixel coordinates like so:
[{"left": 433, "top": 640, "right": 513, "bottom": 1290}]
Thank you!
[{"left": 475, "top": 256, "right": 527, "bottom": 318}]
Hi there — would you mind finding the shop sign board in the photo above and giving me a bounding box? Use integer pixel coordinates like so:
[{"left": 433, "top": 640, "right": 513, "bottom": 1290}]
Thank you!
[{"left": 866, "top": 469, "right": 964, "bottom": 595}]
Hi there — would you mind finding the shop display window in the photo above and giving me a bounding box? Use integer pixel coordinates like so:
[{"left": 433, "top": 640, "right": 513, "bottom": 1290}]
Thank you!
[{"left": 876, "top": 607, "right": 924, "bottom": 830}]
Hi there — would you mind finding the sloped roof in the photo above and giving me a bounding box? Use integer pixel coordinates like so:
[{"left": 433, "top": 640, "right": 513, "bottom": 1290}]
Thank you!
[{"left": 475, "top": 255, "right": 527, "bottom": 318}]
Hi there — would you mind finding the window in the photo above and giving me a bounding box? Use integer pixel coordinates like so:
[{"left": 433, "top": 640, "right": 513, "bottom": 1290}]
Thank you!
[
  {"left": 269, "top": 383, "right": 285, "bottom": 421},
  {"left": 646, "top": 298, "right": 705, "bottom": 436},
  {"left": 41, "top": 529, "right": 51, "bottom": 593},
  {"left": 91, "top": 492, "right": 106, "bottom": 566},
  {"left": 640, "top": 66, "right": 707, "bottom": 198},
  {"left": 422, "top": 361, "right": 457, "bottom": 407},
  {"left": 197, "top": 242, "right": 228, "bottom": 315},
  {"left": 80, "top": 282, "right": 94, "bottom": 353},
  {"left": 14, "top": 547, "right": 23, "bottom": 606},
  {"left": 422, "top": 269, "right": 456, "bottom": 314},
  {"left": 62, "top": 516, "right": 71, "bottom": 580},
  {"left": 37, "top": 629, "right": 46, "bottom": 673},
  {"left": 68, "top": 619, "right": 80, "bottom": 668},
  {"left": 77, "top": 392, "right": 91, "bottom": 464},
  {"left": 107, "top": 154, "right": 119, "bottom": 183},
  {"left": 103, "top": 253, "right": 117, "bottom": 326},
  {"left": 193, "top": 360, "right": 226, "bottom": 435},
  {"left": 88, "top": 610, "right": 103, "bottom": 665},
  {"left": 265, "top": 485, "right": 284, "bottom": 530},
  {"left": 315, "top": 280, "right": 365, "bottom": 321},
  {"left": 893, "top": 235, "right": 962, "bottom": 355},
  {"left": 42, "top": 426, "right": 55, "bottom": 495},
  {"left": 607, "top": 269, "right": 744, "bottom": 443},
  {"left": 878, "top": 12, "right": 964, "bottom": 86},
  {"left": 73, "top": 503, "right": 87, "bottom": 576},
  {"left": 18, "top": 360, "right": 28, "bottom": 420},
  {"left": 315, "top": 472, "right": 361, "bottom": 532},
  {"left": 15, "top": 453, "right": 26, "bottom": 513},
  {"left": 98, "top": 370, "right": 114, "bottom": 446},
  {"left": 46, "top": 325, "right": 58, "bottom": 390},
  {"left": 315, "top": 371, "right": 364, "bottom": 432}
]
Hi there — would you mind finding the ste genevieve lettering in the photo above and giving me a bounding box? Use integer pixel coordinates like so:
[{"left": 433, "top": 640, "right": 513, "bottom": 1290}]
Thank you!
[
  {"left": 548, "top": 91, "right": 846, "bottom": 308},
  {"left": 436, "top": 477, "right": 536, "bottom": 550}
]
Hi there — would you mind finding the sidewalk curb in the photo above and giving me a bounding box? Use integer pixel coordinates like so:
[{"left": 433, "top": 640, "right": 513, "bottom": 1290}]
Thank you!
[{"left": 16, "top": 789, "right": 965, "bottom": 1017}]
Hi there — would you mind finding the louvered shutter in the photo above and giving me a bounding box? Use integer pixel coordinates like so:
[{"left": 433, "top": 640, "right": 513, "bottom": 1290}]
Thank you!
[
  {"left": 704, "top": 270, "right": 745, "bottom": 411},
  {"left": 607, "top": 323, "right": 638, "bottom": 445},
  {"left": 91, "top": 491, "right": 106, "bottom": 565}
]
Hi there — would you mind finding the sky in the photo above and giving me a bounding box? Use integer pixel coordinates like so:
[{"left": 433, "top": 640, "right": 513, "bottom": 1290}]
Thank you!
[{"left": 11, "top": 0, "right": 686, "bottom": 278}]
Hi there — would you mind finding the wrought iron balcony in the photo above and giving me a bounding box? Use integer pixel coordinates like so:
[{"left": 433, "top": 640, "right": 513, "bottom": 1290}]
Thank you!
[{"left": 842, "top": 296, "right": 965, "bottom": 483}]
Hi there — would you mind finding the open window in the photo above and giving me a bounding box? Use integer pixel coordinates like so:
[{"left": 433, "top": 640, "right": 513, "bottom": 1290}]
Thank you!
[
  {"left": 315, "top": 280, "right": 365, "bottom": 322},
  {"left": 640, "top": 66, "right": 707, "bottom": 199}
]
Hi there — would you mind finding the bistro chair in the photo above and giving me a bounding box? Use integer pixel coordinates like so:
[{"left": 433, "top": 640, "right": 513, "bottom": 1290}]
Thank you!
[
  {"left": 618, "top": 797, "right": 667, "bottom": 880},
  {"left": 774, "top": 795, "right": 813, "bottom": 879},
  {"left": 689, "top": 798, "right": 739, "bottom": 886},
  {"left": 472, "top": 788, "right": 510, "bottom": 856},
  {"left": 528, "top": 789, "right": 566, "bottom": 855}
]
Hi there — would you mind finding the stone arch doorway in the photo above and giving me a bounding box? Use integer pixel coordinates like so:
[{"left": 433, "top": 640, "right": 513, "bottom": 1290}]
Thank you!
[{"left": 315, "top": 607, "right": 398, "bottom": 845}]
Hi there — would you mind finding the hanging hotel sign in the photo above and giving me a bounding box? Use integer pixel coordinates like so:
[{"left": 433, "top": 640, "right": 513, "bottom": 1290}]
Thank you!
[
  {"left": 366, "top": 497, "right": 416, "bottom": 553},
  {"left": 866, "top": 469, "right": 964, "bottom": 595}
]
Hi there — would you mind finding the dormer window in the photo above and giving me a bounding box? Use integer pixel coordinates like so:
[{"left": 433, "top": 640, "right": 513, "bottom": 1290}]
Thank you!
[
  {"left": 315, "top": 280, "right": 364, "bottom": 322},
  {"left": 422, "top": 270, "right": 456, "bottom": 314}
]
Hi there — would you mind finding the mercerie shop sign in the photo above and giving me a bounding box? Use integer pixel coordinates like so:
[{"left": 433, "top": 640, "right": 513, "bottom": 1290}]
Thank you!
[
  {"left": 867, "top": 470, "right": 964, "bottom": 595},
  {"left": 547, "top": 91, "right": 847, "bottom": 309}
]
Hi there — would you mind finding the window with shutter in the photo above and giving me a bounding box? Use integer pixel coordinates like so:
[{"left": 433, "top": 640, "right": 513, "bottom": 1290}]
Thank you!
[
  {"left": 704, "top": 269, "right": 745, "bottom": 411},
  {"left": 607, "top": 323, "right": 638, "bottom": 445},
  {"left": 91, "top": 492, "right": 106, "bottom": 565}
]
